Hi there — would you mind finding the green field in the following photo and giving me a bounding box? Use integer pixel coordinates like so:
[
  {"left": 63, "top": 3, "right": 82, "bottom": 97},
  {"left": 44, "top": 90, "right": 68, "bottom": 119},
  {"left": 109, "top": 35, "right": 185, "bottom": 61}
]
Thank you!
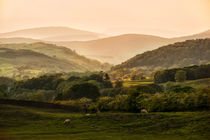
[
  {"left": 161, "top": 78, "right": 210, "bottom": 89},
  {"left": 123, "top": 78, "right": 210, "bottom": 88},
  {"left": 0, "top": 104, "right": 209, "bottom": 140},
  {"left": 123, "top": 79, "right": 153, "bottom": 87}
]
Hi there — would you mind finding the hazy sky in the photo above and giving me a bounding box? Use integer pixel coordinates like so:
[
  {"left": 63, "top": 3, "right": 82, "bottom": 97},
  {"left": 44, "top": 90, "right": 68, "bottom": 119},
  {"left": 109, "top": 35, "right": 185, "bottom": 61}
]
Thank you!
[{"left": 0, "top": 0, "right": 210, "bottom": 37}]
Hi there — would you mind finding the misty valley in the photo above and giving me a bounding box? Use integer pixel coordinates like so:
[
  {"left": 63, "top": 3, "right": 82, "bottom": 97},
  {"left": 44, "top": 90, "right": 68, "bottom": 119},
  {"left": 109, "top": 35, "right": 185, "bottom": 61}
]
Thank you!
[{"left": 0, "top": 1, "right": 210, "bottom": 139}]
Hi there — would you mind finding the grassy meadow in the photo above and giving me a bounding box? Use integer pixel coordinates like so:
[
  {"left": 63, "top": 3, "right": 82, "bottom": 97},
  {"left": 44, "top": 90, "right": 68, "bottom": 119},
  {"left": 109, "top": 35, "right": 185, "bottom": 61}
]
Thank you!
[
  {"left": 122, "top": 78, "right": 210, "bottom": 88},
  {"left": 0, "top": 104, "right": 210, "bottom": 140},
  {"left": 123, "top": 79, "right": 153, "bottom": 87},
  {"left": 160, "top": 78, "right": 210, "bottom": 91}
]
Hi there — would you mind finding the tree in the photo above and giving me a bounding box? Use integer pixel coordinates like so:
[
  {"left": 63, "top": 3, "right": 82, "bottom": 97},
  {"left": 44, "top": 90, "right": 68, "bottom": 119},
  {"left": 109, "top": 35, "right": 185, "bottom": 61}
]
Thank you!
[
  {"left": 104, "top": 73, "right": 110, "bottom": 80},
  {"left": 136, "top": 84, "right": 163, "bottom": 94},
  {"left": 103, "top": 73, "right": 113, "bottom": 88},
  {"left": 0, "top": 84, "right": 8, "bottom": 98},
  {"left": 175, "top": 70, "right": 187, "bottom": 82},
  {"left": 86, "top": 74, "right": 103, "bottom": 82},
  {"left": 64, "top": 82, "right": 100, "bottom": 100},
  {"left": 115, "top": 80, "right": 123, "bottom": 88},
  {"left": 127, "top": 90, "right": 140, "bottom": 112}
]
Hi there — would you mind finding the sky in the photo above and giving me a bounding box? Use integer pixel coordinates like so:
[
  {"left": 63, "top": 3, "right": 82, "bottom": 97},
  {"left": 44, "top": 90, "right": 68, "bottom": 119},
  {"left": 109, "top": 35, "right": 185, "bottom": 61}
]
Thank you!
[{"left": 0, "top": 0, "right": 210, "bottom": 37}]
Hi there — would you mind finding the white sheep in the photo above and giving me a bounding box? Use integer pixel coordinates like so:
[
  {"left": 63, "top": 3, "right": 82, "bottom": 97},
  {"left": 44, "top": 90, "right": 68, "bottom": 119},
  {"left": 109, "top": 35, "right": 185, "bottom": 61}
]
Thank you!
[
  {"left": 64, "top": 119, "right": 71, "bottom": 124},
  {"left": 85, "top": 114, "right": 91, "bottom": 116},
  {"left": 141, "top": 109, "right": 148, "bottom": 113}
]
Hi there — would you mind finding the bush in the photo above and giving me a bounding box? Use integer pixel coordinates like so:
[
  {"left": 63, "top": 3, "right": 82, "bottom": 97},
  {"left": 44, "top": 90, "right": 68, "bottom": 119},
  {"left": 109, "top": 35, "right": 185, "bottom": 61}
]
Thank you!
[
  {"left": 0, "top": 84, "right": 8, "bottom": 98},
  {"left": 112, "top": 94, "right": 129, "bottom": 111},
  {"left": 168, "top": 85, "right": 195, "bottom": 93},
  {"left": 136, "top": 84, "right": 163, "bottom": 94},
  {"left": 28, "top": 90, "right": 56, "bottom": 102},
  {"left": 115, "top": 80, "right": 123, "bottom": 88},
  {"left": 126, "top": 89, "right": 141, "bottom": 112},
  {"left": 175, "top": 70, "right": 187, "bottom": 82},
  {"left": 63, "top": 82, "right": 100, "bottom": 100},
  {"left": 29, "top": 91, "right": 46, "bottom": 102},
  {"left": 135, "top": 88, "right": 210, "bottom": 112},
  {"left": 0, "top": 91, "right": 5, "bottom": 98},
  {"left": 88, "top": 80, "right": 102, "bottom": 88},
  {"left": 13, "top": 74, "right": 64, "bottom": 90},
  {"left": 100, "top": 88, "right": 125, "bottom": 97},
  {"left": 96, "top": 97, "right": 114, "bottom": 111},
  {"left": 67, "top": 76, "right": 82, "bottom": 82}
]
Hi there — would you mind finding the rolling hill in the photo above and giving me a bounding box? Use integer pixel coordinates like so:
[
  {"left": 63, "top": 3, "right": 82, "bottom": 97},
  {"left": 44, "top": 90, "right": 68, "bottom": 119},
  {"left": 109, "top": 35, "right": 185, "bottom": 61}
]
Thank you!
[
  {"left": 0, "top": 27, "right": 104, "bottom": 41},
  {"left": 0, "top": 42, "right": 111, "bottom": 79},
  {"left": 1, "top": 28, "right": 210, "bottom": 65},
  {"left": 111, "top": 39, "right": 210, "bottom": 75},
  {"left": 172, "top": 29, "right": 210, "bottom": 42},
  {"left": 57, "top": 30, "right": 210, "bottom": 64},
  {"left": 0, "top": 37, "right": 40, "bottom": 44},
  {"left": 57, "top": 34, "right": 172, "bottom": 64}
]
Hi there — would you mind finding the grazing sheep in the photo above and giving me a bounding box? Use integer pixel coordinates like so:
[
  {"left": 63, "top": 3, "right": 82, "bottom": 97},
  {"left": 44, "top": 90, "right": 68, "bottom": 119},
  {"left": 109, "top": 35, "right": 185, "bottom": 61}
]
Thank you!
[
  {"left": 141, "top": 109, "right": 148, "bottom": 113},
  {"left": 85, "top": 114, "right": 91, "bottom": 116},
  {"left": 64, "top": 119, "right": 71, "bottom": 124}
]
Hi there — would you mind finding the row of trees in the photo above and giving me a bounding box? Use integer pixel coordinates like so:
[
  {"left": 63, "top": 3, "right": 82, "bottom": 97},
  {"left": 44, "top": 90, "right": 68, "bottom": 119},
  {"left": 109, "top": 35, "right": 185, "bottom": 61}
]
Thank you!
[
  {"left": 154, "top": 64, "right": 210, "bottom": 83},
  {"left": 55, "top": 86, "right": 210, "bottom": 112},
  {"left": 6, "top": 72, "right": 114, "bottom": 101}
]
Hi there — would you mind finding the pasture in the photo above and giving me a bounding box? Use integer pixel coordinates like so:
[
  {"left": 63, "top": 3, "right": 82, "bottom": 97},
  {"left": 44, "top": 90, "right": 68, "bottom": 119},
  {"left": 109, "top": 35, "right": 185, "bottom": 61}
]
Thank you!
[
  {"left": 0, "top": 104, "right": 209, "bottom": 140},
  {"left": 123, "top": 79, "right": 153, "bottom": 87},
  {"left": 161, "top": 78, "right": 210, "bottom": 89}
]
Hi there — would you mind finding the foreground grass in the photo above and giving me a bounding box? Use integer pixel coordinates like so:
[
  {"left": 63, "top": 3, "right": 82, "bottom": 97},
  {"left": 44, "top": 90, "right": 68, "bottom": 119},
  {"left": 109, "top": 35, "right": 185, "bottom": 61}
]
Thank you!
[{"left": 0, "top": 104, "right": 209, "bottom": 140}]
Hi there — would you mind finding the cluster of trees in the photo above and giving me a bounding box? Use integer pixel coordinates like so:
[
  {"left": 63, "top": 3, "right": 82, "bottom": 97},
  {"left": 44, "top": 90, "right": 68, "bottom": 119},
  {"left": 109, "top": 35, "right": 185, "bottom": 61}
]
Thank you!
[
  {"left": 56, "top": 85, "right": 210, "bottom": 112},
  {"left": 3, "top": 72, "right": 114, "bottom": 101},
  {"left": 109, "top": 68, "right": 145, "bottom": 81},
  {"left": 0, "top": 77, "right": 15, "bottom": 98},
  {"left": 0, "top": 69, "right": 209, "bottom": 112},
  {"left": 154, "top": 64, "right": 210, "bottom": 83}
]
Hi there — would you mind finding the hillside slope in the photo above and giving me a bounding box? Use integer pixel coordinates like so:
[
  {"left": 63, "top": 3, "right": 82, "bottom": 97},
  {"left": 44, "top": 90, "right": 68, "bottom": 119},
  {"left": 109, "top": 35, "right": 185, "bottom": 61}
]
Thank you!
[
  {"left": 0, "top": 27, "right": 103, "bottom": 41},
  {"left": 57, "top": 34, "right": 171, "bottom": 64},
  {"left": 0, "top": 43, "right": 111, "bottom": 79},
  {"left": 57, "top": 30, "right": 210, "bottom": 64},
  {"left": 112, "top": 39, "right": 210, "bottom": 74},
  {"left": 172, "top": 29, "right": 210, "bottom": 42},
  {"left": 1, "top": 29, "right": 210, "bottom": 64},
  {"left": 0, "top": 37, "right": 40, "bottom": 44}
]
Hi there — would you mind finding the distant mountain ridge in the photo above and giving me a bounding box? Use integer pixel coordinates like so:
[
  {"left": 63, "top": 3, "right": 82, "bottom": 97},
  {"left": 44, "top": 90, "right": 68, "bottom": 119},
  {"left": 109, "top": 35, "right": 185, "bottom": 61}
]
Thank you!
[
  {"left": 111, "top": 39, "right": 210, "bottom": 75},
  {"left": 0, "top": 37, "right": 40, "bottom": 44},
  {"left": 0, "top": 27, "right": 104, "bottom": 41},
  {"left": 56, "top": 29, "right": 210, "bottom": 64},
  {"left": 57, "top": 34, "right": 171, "bottom": 64},
  {"left": 172, "top": 29, "right": 210, "bottom": 42},
  {"left": 0, "top": 28, "right": 210, "bottom": 64}
]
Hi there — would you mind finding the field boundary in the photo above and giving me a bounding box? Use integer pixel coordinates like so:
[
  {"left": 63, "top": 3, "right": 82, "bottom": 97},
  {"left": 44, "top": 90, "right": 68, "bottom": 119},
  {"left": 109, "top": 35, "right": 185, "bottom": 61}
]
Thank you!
[{"left": 0, "top": 99, "right": 82, "bottom": 112}]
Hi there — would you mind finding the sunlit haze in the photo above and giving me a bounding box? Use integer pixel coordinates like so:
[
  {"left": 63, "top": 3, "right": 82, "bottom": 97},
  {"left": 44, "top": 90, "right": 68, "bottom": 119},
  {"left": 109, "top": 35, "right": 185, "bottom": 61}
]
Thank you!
[{"left": 0, "top": 0, "right": 210, "bottom": 37}]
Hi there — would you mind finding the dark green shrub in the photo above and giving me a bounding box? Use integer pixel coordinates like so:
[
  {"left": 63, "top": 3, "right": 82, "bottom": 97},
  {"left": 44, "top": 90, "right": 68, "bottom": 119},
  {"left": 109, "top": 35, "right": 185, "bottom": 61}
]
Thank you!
[
  {"left": 115, "top": 80, "right": 123, "bottom": 88},
  {"left": 96, "top": 97, "right": 113, "bottom": 111},
  {"left": 136, "top": 84, "right": 163, "bottom": 94},
  {"left": 100, "top": 88, "right": 125, "bottom": 97},
  {"left": 127, "top": 90, "right": 140, "bottom": 112},
  {"left": 112, "top": 95, "right": 129, "bottom": 111},
  {"left": 168, "top": 85, "right": 195, "bottom": 93},
  {"left": 63, "top": 82, "right": 100, "bottom": 100},
  {"left": 135, "top": 88, "right": 210, "bottom": 112}
]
